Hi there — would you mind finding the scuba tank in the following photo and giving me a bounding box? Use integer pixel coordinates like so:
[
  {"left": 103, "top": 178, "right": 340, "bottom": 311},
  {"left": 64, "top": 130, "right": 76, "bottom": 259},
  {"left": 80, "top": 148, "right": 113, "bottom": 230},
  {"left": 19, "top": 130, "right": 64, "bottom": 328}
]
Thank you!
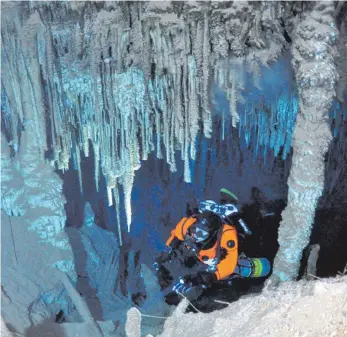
[{"left": 232, "top": 256, "right": 271, "bottom": 279}]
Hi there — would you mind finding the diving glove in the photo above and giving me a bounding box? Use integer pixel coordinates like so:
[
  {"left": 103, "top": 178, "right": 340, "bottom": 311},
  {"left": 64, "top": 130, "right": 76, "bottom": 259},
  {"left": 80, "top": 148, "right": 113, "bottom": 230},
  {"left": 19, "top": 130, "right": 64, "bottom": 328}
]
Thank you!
[
  {"left": 153, "top": 245, "right": 173, "bottom": 270},
  {"left": 172, "top": 276, "right": 193, "bottom": 295},
  {"left": 192, "top": 271, "right": 217, "bottom": 287}
]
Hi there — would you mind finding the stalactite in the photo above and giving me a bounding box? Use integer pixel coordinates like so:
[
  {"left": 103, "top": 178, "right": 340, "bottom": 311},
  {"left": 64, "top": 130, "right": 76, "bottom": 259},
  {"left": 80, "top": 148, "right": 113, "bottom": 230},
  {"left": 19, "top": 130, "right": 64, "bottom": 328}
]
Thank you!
[
  {"left": 160, "top": 76, "right": 169, "bottom": 161},
  {"left": 121, "top": 162, "right": 135, "bottom": 233},
  {"left": 215, "top": 53, "right": 299, "bottom": 161},
  {"left": 183, "top": 53, "right": 191, "bottom": 183},
  {"left": 139, "top": 107, "right": 147, "bottom": 162},
  {"left": 246, "top": 53, "right": 262, "bottom": 90},
  {"left": 107, "top": 186, "right": 113, "bottom": 207},
  {"left": 75, "top": 146, "right": 83, "bottom": 194},
  {"left": 150, "top": 78, "right": 163, "bottom": 160},
  {"left": 82, "top": 125, "right": 89, "bottom": 157},
  {"left": 188, "top": 55, "right": 199, "bottom": 161},
  {"left": 230, "top": 78, "right": 238, "bottom": 128},
  {"left": 2, "top": 1, "right": 301, "bottom": 233},
  {"left": 169, "top": 95, "right": 177, "bottom": 173},
  {"left": 202, "top": 11, "right": 212, "bottom": 138},
  {"left": 173, "top": 47, "right": 184, "bottom": 152},
  {"left": 112, "top": 184, "right": 122, "bottom": 247},
  {"left": 93, "top": 142, "right": 100, "bottom": 192}
]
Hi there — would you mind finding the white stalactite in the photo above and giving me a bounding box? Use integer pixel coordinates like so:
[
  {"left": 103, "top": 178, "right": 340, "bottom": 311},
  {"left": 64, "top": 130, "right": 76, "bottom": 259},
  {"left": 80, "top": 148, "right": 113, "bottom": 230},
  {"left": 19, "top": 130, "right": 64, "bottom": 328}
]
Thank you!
[
  {"left": 188, "top": 55, "right": 199, "bottom": 161},
  {"left": 230, "top": 78, "right": 239, "bottom": 128},
  {"left": 202, "top": 11, "right": 212, "bottom": 138},
  {"left": 112, "top": 185, "right": 123, "bottom": 247},
  {"left": 1, "top": 2, "right": 310, "bottom": 233}
]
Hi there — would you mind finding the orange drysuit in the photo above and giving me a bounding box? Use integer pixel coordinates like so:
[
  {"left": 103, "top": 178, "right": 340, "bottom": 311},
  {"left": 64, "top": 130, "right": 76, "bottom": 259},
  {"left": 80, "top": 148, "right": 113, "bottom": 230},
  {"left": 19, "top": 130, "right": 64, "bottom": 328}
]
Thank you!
[{"left": 165, "top": 217, "right": 238, "bottom": 280}]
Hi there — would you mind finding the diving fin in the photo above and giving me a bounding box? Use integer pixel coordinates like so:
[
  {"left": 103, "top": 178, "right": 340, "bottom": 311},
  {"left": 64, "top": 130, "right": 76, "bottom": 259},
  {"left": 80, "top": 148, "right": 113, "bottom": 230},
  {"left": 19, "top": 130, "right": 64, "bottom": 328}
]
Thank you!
[{"left": 220, "top": 188, "right": 238, "bottom": 204}]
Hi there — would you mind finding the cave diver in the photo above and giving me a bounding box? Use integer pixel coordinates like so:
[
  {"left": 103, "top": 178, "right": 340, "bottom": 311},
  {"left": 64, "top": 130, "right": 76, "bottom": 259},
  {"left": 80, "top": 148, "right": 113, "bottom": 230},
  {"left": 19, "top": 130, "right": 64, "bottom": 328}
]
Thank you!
[{"left": 153, "top": 188, "right": 271, "bottom": 304}]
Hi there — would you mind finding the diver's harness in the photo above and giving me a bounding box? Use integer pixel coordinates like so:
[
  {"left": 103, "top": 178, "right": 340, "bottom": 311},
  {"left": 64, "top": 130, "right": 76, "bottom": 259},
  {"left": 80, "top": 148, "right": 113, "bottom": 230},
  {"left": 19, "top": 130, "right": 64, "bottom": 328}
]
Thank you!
[{"left": 199, "top": 200, "right": 252, "bottom": 236}]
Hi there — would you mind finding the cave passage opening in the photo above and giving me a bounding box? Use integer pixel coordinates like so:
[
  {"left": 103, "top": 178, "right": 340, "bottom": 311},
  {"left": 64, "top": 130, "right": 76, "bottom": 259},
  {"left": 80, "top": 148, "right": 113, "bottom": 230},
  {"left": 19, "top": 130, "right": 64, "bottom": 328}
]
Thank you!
[
  {"left": 58, "top": 53, "right": 347, "bottom": 316},
  {"left": 58, "top": 54, "right": 297, "bottom": 314}
]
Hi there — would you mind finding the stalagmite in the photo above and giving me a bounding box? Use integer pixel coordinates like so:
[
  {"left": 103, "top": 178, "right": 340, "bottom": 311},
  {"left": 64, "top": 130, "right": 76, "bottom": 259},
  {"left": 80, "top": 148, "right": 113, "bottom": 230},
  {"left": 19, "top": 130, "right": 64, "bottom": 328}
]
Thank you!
[
  {"left": 125, "top": 307, "right": 141, "bottom": 337},
  {"left": 60, "top": 272, "right": 103, "bottom": 337},
  {"left": 305, "top": 244, "right": 321, "bottom": 280},
  {"left": 271, "top": 1, "right": 339, "bottom": 282}
]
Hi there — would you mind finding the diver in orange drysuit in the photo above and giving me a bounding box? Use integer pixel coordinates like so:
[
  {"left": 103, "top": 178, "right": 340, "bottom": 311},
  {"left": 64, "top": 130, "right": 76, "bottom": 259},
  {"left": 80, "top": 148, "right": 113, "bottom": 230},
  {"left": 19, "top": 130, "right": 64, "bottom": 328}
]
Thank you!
[
  {"left": 154, "top": 188, "right": 271, "bottom": 305},
  {"left": 153, "top": 210, "right": 240, "bottom": 299}
]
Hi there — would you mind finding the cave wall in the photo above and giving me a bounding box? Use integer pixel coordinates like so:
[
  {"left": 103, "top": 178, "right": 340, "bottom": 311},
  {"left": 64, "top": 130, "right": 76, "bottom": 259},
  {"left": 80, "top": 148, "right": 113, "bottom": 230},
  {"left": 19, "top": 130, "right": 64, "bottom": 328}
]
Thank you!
[{"left": 1, "top": 127, "right": 77, "bottom": 333}]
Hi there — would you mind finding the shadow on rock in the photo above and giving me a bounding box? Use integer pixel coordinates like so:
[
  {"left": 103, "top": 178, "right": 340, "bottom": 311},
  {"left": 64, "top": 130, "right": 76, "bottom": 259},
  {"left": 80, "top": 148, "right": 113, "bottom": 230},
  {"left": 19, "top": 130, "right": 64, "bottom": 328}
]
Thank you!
[{"left": 25, "top": 319, "right": 67, "bottom": 337}]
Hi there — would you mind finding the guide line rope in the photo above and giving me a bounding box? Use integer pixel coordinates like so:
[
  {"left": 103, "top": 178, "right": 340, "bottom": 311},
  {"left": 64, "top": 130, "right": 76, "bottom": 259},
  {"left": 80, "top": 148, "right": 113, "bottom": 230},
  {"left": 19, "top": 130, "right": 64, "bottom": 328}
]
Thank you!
[
  {"left": 136, "top": 290, "right": 202, "bottom": 320},
  {"left": 139, "top": 313, "right": 167, "bottom": 319},
  {"left": 177, "top": 292, "right": 202, "bottom": 313}
]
